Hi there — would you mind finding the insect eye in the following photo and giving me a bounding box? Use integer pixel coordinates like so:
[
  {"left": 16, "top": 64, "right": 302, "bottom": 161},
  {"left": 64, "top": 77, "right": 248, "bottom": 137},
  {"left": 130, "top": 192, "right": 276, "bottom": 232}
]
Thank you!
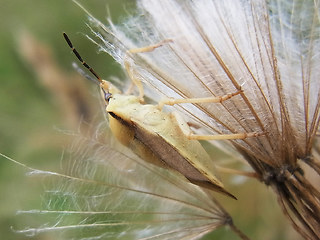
[{"left": 102, "top": 88, "right": 112, "bottom": 103}]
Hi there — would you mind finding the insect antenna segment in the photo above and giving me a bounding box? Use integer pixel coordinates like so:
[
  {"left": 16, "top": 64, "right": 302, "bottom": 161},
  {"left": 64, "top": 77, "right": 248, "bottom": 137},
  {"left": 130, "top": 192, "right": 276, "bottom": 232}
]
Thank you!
[
  {"left": 63, "top": 32, "right": 102, "bottom": 83},
  {"left": 63, "top": 32, "right": 114, "bottom": 102}
]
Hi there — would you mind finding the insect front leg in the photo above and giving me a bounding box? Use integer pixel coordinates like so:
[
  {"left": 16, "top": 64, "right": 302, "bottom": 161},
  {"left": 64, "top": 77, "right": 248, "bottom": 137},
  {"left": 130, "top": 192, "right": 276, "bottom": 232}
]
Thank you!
[
  {"left": 124, "top": 59, "right": 145, "bottom": 102},
  {"left": 124, "top": 39, "right": 173, "bottom": 102}
]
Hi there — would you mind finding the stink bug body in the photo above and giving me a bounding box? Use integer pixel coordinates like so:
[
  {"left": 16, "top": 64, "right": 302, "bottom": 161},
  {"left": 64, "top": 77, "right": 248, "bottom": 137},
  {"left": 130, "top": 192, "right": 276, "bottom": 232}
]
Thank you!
[{"left": 63, "top": 32, "right": 262, "bottom": 199}]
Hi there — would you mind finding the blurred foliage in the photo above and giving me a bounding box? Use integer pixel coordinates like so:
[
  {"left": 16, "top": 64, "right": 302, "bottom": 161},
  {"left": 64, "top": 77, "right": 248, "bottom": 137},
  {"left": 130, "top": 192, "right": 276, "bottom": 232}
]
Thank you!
[
  {"left": 0, "top": 0, "right": 298, "bottom": 239},
  {"left": 0, "top": 1, "right": 133, "bottom": 239}
]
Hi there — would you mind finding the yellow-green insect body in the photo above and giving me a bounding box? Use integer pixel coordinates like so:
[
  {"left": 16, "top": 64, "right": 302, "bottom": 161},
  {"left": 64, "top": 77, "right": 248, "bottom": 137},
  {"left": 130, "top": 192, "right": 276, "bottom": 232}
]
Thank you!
[
  {"left": 105, "top": 83, "right": 230, "bottom": 196},
  {"left": 63, "top": 32, "right": 253, "bottom": 198}
]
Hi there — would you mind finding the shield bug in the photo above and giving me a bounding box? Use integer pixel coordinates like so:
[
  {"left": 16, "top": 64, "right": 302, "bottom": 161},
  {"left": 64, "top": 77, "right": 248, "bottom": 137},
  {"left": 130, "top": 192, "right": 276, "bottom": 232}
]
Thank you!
[{"left": 63, "top": 33, "right": 262, "bottom": 199}]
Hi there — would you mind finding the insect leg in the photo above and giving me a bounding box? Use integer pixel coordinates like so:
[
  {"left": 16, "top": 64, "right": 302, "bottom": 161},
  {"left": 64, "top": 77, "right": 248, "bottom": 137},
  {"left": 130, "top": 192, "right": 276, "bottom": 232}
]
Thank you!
[
  {"left": 171, "top": 111, "right": 264, "bottom": 140},
  {"left": 187, "top": 132, "right": 264, "bottom": 141},
  {"left": 128, "top": 39, "right": 173, "bottom": 54},
  {"left": 158, "top": 89, "right": 243, "bottom": 110},
  {"left": 124, "top": 59, "right": 145, "bottom": 102},
  {"left": 169, "top": 97, "right": 264, "bottom": 141},
  {"left": 124, "top": 39, "right": 173, "bottom": 102}
]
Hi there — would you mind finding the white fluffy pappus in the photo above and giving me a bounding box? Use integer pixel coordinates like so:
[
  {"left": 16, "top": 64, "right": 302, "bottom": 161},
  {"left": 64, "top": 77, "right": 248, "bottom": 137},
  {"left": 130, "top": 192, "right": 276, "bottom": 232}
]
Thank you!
[
  {"left": 6, "top": 0, "right": 319, "bottom": 239},
  {"left": 84, "top": 0, "right": 320, "bottom": 239},
  {"left": 4, "top": 124, "right": 242, "bottom": 240}
]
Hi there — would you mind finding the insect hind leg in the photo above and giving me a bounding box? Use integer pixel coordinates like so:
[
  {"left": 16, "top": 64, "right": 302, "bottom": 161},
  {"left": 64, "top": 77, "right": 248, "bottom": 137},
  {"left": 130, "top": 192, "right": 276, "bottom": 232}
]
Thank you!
[{"left": 165, "top": 91, "right": 264, "bottom": 141}]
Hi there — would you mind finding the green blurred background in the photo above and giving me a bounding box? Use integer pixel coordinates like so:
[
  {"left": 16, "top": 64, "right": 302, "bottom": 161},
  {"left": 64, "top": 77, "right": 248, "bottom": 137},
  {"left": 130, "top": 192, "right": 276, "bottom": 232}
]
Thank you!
[{"left": 0, "top": 0, "right": 299, "bottom": 239}]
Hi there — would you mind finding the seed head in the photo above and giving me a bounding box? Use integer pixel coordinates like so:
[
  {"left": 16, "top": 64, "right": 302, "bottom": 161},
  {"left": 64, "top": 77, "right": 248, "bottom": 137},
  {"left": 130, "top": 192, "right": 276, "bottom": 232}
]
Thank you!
[{"left": 86, "top": 0, "right": 320, "bottom": 238}]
